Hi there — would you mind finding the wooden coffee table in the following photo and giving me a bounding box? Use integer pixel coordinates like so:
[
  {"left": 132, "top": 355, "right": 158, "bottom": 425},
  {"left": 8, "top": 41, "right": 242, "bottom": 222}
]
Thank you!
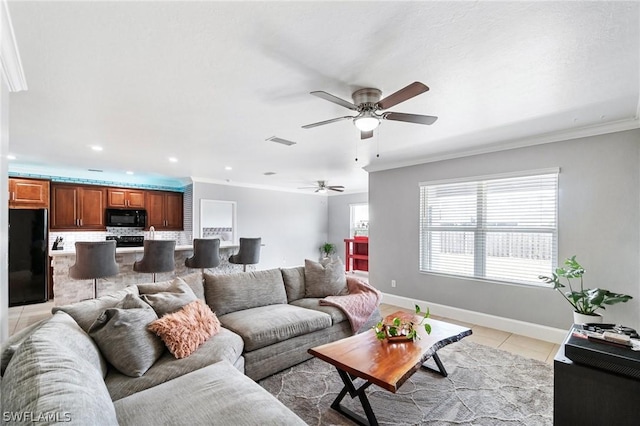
[{"left": 308, "top": 312, "right": 472, "bottom": 426}]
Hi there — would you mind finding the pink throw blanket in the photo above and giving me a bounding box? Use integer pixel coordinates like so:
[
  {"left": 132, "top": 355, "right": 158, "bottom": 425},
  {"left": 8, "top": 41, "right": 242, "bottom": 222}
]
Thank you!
[{"left": 320, "top": 277, "right": 381, "bottom": 333}]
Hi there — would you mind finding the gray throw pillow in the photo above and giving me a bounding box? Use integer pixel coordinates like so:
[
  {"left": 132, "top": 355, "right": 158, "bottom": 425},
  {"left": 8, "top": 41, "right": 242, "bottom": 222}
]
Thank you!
[
  {"left": 304, "top": 258, "right": 348, "bottom": 298},
  {"left": 139, "top": 277, "right": 198, "bottom": 317},
  {"left": 52, "top": 286, "right": 140, "bottom": 332},
  {"left": 137, "top": 272, "right": 205, "bottom": 301},
  {"left": 89, "top": 294, "right": 164, "bottom": 377}
]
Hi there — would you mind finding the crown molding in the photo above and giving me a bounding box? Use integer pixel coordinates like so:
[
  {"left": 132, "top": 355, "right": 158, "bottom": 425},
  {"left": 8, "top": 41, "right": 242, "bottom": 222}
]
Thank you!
[
  {"left": 365, "top": 116, "right": 640, "bottom": 173},
  {"left": 0, "top": 0, "right": 27, "bottom": 92},
  {"left": 190, "top": 176, "right": 336, "bottom": 196}
]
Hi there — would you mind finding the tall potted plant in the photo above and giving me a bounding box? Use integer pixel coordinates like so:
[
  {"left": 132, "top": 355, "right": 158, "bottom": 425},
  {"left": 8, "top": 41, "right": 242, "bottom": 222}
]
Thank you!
[{"left": 539, "top": 256, "right": 633, "bottom": 324}]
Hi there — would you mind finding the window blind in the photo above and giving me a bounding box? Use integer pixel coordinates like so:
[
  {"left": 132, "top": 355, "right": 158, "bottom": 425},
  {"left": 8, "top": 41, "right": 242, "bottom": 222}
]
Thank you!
[{"left": 419, "top": 171, "right": 558, "bottom": 286}]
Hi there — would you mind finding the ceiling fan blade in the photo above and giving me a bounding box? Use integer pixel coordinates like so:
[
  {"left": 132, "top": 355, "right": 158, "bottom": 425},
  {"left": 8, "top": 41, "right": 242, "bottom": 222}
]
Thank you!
[
  {"left": 310, "top": 91, "right": 358, "bottom": 111},
  {"left": 361, "top": 130, "right": 374, "bottom": 140},
  {"left": 302, "top": 116, "right": 353, "bottom": 129},
  {"left": 383, "top": 112, "right": 438, "bottom": 125},
  {"left": 377, "top": 82, "right": 429, "bottom": 110}
]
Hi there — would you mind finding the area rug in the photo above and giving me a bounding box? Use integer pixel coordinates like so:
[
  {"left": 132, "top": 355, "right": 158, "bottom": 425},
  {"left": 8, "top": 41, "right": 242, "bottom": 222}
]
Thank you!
[{"left": 259, "top": 339, "right": 553, "bottom": 425}]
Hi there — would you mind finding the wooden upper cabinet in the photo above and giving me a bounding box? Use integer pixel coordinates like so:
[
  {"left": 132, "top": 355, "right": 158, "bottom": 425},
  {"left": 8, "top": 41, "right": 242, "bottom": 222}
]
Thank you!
[
  {"left": 9, "top": 178, "right": 50, "bottom": 208},
  {"left": 145, "top": 191, "right": 183, "bottom": 231},
  {"left": 51, "top": 184, "right": 106, "bottom": 230},
  {"left": 107, "top": 188, "right": 145, "bottom": 208}
]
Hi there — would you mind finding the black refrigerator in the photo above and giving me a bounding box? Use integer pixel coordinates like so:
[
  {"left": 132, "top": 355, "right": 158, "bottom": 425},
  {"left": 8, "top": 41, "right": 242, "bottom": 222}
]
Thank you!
[{"left": 9, "top": 208, "right": 48, "bottom": 306}]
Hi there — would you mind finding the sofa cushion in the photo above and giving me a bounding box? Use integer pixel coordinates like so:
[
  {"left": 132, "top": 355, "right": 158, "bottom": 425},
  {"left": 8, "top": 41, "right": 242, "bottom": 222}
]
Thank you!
[
  {"left": 219, "top": 304, "right": 332, "bottom": 352},
  {"left": 139, "top": 277, "right": 198, "bottom": 316},
  {"left": 105, "top": 327, "right": 244, "bottom": 401},
  {"left": 304, "top": 258, "right": 347, "bottom": 298},
  {"left": 1, "top": 312, "right": 117, "bottom": 425},
  {"left": 53, "top": 285, "right": 139, "bottom": 333},
  {"left": 113, "top": 361, "right": 305, "bottom": 426},
  {"left": 89, "top": 294, "right": 164, "bottom": 377},
  {"left": 1, "top": 317, "right": 48, "bottom": 377},
  {"left": 148, "top": 300, "right": 221, "bottom": 359},
  {"left": 281, "top": 266, "right": 306, "bottom": 302},
  {"left": 290, "top": 298, "right": 348, "bottom": 325},
  {"left": 137, "top": 272, "right": 205, "bottom": 301},
  {"left": 204, "top": 268, "right": 287, "bottom": 316}
]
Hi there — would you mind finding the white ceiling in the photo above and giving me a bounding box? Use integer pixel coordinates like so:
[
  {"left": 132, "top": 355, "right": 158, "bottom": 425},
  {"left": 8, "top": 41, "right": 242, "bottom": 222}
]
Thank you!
[{"left": 6, "top": 1, "right": 640, "bottom": 193}]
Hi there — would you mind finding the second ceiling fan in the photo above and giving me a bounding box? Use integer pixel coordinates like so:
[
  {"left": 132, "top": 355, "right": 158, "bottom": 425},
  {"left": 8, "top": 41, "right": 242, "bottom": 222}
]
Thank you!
[{"left": 302, "top": 81, "right": 438, "bottom": 139}]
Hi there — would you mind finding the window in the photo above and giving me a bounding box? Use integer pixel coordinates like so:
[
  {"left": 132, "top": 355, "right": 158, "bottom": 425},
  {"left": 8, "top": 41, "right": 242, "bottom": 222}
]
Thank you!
[
  {"left": 350, "top": 203, "right": 369, "bottom": 237},
  {"left": 419, "top": 169, "right": 558, "bottom": 286}
]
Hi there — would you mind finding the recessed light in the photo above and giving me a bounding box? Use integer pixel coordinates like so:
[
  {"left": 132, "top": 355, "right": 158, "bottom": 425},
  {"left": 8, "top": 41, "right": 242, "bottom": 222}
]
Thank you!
[
  {"left": 126, "top": 171, "right": 134, "bottom": 175},
  {"left": 225, "top": 166, "right": 232, "bottom": 171},
  {"left": 169, "top": 157, "right": 178, "bottom": 163},
  {"left": 7, "top": 154, "right": 16, "bottom": 160},
  {"left": 91, "top": 145, "right": 103, "bottom": 152}
]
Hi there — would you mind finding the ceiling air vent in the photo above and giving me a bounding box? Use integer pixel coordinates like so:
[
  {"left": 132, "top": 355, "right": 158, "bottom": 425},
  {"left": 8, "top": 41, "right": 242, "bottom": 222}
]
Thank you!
[
  {"left": 263, "top": 172, "right": 276, "bottom": 176},
  {"left": 266, "top": 136, "right": 296, "bottom": 146}
]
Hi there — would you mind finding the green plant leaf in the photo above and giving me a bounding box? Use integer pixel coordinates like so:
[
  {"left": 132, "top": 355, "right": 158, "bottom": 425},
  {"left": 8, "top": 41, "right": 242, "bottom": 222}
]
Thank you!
[
  {"left": 424, "top": 323, "right": 432, "bottom": 334},
  {"left": 389, "top": 327, "right": 398, "bottom": 337},
  {"left": 393, "top": 317, "right": 401, "bottom": 327}
]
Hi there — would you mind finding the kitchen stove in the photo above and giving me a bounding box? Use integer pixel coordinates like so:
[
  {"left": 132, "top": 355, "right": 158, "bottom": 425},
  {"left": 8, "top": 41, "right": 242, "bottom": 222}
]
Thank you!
[{"left": 106, "top": 235, "right": 144, "bottom": 247}]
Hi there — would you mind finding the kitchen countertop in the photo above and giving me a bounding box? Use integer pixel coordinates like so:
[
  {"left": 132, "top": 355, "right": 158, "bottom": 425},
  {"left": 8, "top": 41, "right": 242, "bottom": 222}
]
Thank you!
[{"left": 50, "top": 241, "right": 239, "bottom": 256}]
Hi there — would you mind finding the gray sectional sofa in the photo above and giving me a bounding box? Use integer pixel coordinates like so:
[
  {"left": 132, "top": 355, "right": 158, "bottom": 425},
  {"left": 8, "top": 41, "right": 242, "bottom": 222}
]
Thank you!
[{"left": 1, "top": 266, "right": 381, "bottom": 425}]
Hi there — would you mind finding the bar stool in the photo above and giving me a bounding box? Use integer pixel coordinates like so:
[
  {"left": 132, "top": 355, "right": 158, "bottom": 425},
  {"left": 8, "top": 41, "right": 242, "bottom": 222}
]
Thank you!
[
  {"left": 229, "top": 237, "right": 261, "bottom": 272},
  {"left": 185, "top": 238, "right": 221, "bottom": 274},
  {"left": 69, "top": 241, "right": 119, "bottom": 299},
  {"left": 133, "top": 240, "right": 176, "bottom": 282}
]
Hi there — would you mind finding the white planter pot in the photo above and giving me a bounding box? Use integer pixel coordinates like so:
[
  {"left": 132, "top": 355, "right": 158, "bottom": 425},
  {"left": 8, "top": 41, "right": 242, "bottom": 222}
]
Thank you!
[{"left": 573, "top": 311, "right": 603, "bottom": 325}]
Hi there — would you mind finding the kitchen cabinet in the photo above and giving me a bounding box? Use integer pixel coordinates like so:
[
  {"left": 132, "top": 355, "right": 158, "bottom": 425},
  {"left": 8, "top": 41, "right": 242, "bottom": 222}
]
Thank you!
[
  {"left": 146, "top": 191, "right": 183, "bottom": 230},
  {"left": 8, "top": 178, "right": 50, "bottom": 208},
  {"left": 50, "top": 184, "right": 107, "bottom": 230},
  {"left": 107, "top": 188, "right": 145, "bottom": 208}
]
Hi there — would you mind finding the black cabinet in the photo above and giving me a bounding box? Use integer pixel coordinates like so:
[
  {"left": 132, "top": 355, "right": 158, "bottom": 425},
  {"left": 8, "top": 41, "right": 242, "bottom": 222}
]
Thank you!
[{"left": 554, "top": 329, "right": 640, "bottom": 425}]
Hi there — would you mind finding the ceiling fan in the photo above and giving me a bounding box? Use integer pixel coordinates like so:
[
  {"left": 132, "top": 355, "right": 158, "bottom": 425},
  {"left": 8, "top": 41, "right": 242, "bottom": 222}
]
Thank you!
[
  {"left": 302, "top": 81, "right": 438, "bottom": 139},
  {"left": 299, "top": 180, "right": 345, "bottom": 193}
]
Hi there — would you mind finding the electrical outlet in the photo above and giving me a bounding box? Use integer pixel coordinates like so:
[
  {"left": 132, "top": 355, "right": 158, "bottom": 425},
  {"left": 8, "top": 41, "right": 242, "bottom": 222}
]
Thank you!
[{"left": 391, "top": 279, "right": 396, "bottom": 288}]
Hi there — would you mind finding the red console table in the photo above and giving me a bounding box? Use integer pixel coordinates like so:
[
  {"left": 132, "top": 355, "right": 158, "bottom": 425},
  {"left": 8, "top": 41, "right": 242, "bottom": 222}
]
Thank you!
[{"left": 344, "top": 237, "right": 368, "bottom": 272}]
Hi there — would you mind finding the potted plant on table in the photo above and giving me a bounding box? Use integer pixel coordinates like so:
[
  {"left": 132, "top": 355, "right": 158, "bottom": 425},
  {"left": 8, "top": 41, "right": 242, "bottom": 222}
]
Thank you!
[
  {"left": 538, "top": 255, "right": 633, "bottom": 324},
  {"left": 320, "top": 242, "right": 336, "bottom": 259},
  {"left": 375, "top": 305, "right": 432, "bottom": 342}
]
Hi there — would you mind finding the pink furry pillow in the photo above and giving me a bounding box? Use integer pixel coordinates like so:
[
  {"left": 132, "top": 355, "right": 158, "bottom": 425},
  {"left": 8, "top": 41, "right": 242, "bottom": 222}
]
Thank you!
[{"left": 148, "top": 299, "right": 220, "bottom": 359}]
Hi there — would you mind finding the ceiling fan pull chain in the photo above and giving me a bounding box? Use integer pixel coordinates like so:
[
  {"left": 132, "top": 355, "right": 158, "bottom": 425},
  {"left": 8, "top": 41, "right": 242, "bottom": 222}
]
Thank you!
[
  {"left": 376, "top": 126, "right": 381, "bottom": 158},
  {"left": 355, "top": 137, "right": 359, "bottom": 162}
]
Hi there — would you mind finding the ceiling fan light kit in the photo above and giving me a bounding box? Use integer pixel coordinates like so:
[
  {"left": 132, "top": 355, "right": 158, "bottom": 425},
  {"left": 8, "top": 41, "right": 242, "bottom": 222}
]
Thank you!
[{"left": 303, "top": 81, "right": 438, "bottom": 139}]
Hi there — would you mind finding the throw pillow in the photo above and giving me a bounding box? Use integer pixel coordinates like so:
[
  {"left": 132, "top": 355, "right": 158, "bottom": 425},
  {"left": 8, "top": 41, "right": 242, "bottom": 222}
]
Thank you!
[
  {"left": 137, "top": 272, "right": 205, "bottom": 301},
  {"left": 304, "top": 257, "right": 348, "bottom": 298},
  {"left": 52, "top": 286, "right": 140, "bottom": 332},
  {"left": 148, "top": 299, "right": 221, "bottom": 359},
  {"left": 88, "top": 294, "right": 164, "bottom": 377},
  {"left": 139, "top": 276, "right": 198, "bottom": 316}
]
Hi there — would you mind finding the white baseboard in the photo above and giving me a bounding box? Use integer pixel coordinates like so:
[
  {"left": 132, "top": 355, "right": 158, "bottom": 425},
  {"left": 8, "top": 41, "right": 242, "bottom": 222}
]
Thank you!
[{"left": 381, "top": 292, "right": 567, "bottom": 344}]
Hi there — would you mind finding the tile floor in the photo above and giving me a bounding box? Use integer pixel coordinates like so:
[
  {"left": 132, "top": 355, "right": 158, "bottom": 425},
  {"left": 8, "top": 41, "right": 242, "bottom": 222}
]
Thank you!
[{"left": 9, "top": 299, "right": 560, "bottom": 365}]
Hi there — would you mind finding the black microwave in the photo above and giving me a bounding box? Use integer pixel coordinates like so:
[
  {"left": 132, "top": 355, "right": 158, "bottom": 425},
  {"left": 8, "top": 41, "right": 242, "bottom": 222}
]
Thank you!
[{"left": 106, "top": 209, "right": 147, "bottom": 228}]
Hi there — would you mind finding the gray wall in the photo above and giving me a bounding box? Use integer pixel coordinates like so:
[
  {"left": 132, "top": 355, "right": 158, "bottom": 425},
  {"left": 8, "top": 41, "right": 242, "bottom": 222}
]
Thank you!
[
  {"left": 193, "top": 182, "right": 329, "bottom": 269},
  {"left": 1, "top": 75, "right": 9, "bottom": 342},
  {"left": 328, "top": 192, "right": 368, "bottom": 261},
  {"left": 370, "top": 129, "right": 640, "bottom": 330}
]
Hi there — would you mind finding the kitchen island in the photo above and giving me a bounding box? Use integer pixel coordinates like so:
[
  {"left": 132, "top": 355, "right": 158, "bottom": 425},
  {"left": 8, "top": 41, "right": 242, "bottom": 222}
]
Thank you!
[{"left": 50, "top": 242, "right": 240, "bottom": 305}]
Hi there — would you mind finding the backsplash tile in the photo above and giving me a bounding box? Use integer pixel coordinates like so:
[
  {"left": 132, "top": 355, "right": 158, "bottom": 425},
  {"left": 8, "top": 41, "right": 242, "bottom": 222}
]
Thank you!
[{"left": 49, "top": 229, "right": 192, "bottom": 251}]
